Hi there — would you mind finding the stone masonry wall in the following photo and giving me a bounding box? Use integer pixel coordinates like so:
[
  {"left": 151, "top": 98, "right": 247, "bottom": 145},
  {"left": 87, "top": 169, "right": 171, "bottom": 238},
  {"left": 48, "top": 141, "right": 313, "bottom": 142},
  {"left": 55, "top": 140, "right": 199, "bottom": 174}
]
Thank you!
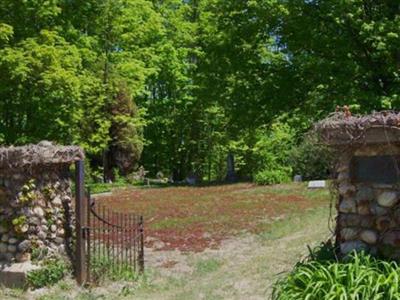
[
  {"left": 337, "top": 145, "right": 400, "bottom": 259},
  {"left": 0, "top": 142, "right": 83, "bottom": 263},
  {"left": 0, "top": 166, "right": 74, "bottom": 262}
]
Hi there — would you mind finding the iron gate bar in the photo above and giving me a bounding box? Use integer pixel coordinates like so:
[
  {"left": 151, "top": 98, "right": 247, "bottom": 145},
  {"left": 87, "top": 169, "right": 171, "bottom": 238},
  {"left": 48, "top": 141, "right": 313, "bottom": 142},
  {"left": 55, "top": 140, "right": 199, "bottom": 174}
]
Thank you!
[{"left": 80, "top": 188, "right": 144, "bottom": 284}]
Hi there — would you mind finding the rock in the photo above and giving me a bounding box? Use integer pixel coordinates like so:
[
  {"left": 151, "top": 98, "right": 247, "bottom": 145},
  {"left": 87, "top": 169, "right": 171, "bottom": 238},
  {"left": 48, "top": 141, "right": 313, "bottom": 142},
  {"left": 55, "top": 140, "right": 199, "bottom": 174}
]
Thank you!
[
  {"left": 338, "top": 214, "right": 374, "bottom": 228},
  {"left": 377, "top": 191, "right": 398, "bottom": 207},
  {"left": 33, "top": 207, "right": 45, "bottom": 218},
  {"left": 382, "top": 231, "right": 400, "bottom": 247},
  {"left": 54, "top": 237, "right": 64, "bottom": 245},
  {"left": 63, "top": 195, "right": 71, "bottom": 202},
  {"left": 57, "top": 228, "right": 65, "bottom": 237},
  {"left": 355, "top": 186, "right": 374, "bottom": 202},
  {"left": 15, "top": 252, "right": 31, "bottom": 263},
  {"left": 337, "top": 161, "right": 349, "bottom": 173},
  {"left": 369, "top": 246, "right": 378, "bottom": 256},
  {"left": 357, "top": 200, "right": 370, "bottom": 215},
  {"left": 338, "top": 183, "right": 356, "bottom": 196},
  {"left": 38, "top": 140, "right": 53, "bottom": 147},
  {"left": 7, "top": 245, "right": 17, "bottom": 253},
  {"left": 50, "top": 225, "right": 57, "bottom": 232},
  {"left": 0, "top": 243, "right": 7, "bottom": 253},
  {"left": 37, "top": 231, "right": 47, "bottom": 240},
  {"left": 19, "top": 224, "right": 28, "bottom": 233},
  {"left": 339, "top": 199, "right": 356, "bottom": 213},
  {"left": 3, "top": 253, "right": 13, "bottom": 262},
  {"left": 10, "top": 200, "right": 19, "bottom": 208},
  {"left": 28, "top": 225, "right": 36, "bottom": 234},
  {"left": 52, "top": 196, "right": 62, "bottom": 206},
  {"left": 8, "top": 238, "right": 18, "bottom": 244},
  {"left": 359, "top": 230, "right": 378, "bottom": 245},
  {"left": 12, "top": 174, "right": 23, "bottom": 180},
  {"left": 29, "top": 217, "right": 40, "bottom": 225},
  {"left": 40, "top": 225, "right": 48, "bottom": 233},
  {"left": 376, "top": 216, "right": 393, "bottom": 231},
  {"left": 1, "top": 234, "right": 8, "bottom": 242},
  {"left": 340, "top": 228, "right": 359, "bottom": 241},
  {"left": 337, "top": 171, "right": 349, "bottom": 182},
  {"left": 17, "top": 240, "right": 31, "bottom": 252},
  {"left": 340, "top": 240, "right": 368, "bottom": 255},
  {"left": 0, "top": 225, "right": 7, "bottom": 234},
  {"left": 370, "top": 203, "right": 389, "bottom": 216}
]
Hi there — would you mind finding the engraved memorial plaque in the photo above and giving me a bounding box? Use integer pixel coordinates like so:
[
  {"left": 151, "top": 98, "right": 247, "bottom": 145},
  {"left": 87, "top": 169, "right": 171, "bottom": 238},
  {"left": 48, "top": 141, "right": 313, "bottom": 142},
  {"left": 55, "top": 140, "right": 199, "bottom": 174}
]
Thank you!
[{"left": 350, "top": 155, "right": 400, "bottom": 184}]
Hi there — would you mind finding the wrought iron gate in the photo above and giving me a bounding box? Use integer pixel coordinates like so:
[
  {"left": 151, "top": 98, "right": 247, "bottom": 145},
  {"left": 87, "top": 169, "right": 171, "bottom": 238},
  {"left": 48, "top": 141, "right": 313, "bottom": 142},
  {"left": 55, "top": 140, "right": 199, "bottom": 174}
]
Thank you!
[{"left": 74, "top": 161, "right": 144, "bottom": 285}]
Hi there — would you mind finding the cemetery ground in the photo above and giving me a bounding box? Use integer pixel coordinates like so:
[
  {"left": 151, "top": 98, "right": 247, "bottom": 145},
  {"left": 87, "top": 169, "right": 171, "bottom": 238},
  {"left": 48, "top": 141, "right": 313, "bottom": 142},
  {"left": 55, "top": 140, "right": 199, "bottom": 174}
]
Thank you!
[{"left": 0, "top": 183, "right": 332, "bottom": 299}]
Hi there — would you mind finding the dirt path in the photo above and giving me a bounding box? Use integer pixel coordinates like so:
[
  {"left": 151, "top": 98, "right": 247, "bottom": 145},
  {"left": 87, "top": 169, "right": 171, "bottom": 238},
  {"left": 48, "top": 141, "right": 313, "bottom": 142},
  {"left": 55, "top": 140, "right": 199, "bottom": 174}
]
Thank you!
[{"left": 134, "top": 206, "right": 333, "bottom": 300}]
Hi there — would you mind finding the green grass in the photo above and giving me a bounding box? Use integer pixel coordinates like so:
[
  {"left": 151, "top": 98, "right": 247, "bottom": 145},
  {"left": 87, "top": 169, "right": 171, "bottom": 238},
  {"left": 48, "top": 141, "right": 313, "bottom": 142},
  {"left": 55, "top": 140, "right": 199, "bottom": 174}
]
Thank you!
[
  {"left": 195, "top": 258, "right": 222, "bottom": 275},
  {"left": 257, "top": 205, "right": 334, "bottom": 240},
  {"left": 90, "top": 254, "right": 141, "bottom": 283},
  {"left": 273, "top": 245, "right": 400, "bottom": 300}
]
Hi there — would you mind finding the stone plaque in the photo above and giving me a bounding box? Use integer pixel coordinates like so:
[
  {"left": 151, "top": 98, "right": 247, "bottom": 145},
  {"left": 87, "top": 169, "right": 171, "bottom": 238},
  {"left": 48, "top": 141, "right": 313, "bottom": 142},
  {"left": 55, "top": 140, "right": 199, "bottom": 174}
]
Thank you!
[{"left": 351, "top": 155, "right": 400, "bottom": 184}]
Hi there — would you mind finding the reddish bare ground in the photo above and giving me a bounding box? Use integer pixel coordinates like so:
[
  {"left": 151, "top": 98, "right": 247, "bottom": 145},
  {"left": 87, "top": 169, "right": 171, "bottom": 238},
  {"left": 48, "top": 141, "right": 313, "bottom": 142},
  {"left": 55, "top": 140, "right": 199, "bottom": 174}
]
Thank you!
[{"left": 96, "top": 183, "right": 328, "bottom": 252}]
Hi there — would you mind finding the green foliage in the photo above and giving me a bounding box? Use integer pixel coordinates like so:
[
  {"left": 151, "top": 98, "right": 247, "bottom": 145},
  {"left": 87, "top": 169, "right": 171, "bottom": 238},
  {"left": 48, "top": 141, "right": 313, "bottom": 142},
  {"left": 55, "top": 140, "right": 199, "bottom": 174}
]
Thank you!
[
  {"left": 195, "top": 258, "right": 222, "bottom": 275},
  {"left": 254, "top": 168, "right": 291, "bottom": 185},
  {"left": 19, "top": 179, "right": 36, "bottom": 203},
  {"left": 288, "top": 134, "right": 333, "bottom": 181},
  {"left": 27, "top": 258, "right": 68, "bottom": 289},
  {"left": 273, "top": 246, "right": 400, "bottom": 300},
  {"left": 90, "top": 254, "right": 140, "bottom": 283},
  {"left": 253, "top": 122, "right": 295, "bottom": 185},
  {"left": 12, "top": 215, "right": 27, "bottom": 234},
  {"left": 1, "top": 0, "right": 399, "bottom": 183}
]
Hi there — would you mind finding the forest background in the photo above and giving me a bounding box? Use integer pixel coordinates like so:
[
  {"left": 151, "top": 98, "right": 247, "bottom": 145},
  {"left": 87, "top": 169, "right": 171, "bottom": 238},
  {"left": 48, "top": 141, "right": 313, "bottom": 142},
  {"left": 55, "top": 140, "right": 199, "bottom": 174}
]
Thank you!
[{"left": 0, "top": 0, "right": 399, "bottom": 184}]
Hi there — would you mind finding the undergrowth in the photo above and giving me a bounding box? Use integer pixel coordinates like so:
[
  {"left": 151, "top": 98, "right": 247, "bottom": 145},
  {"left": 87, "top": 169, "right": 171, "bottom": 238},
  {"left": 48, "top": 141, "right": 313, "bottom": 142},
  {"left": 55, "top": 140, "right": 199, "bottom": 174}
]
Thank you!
[
  {"left": 90, "top": 254, "right": 141, "bottom": 284},
  {"left": 273, "top": 242, "right": 400, "bottom": 300},
  {"left": 27, "top": 257, "right": 69, "bottom": 289}
]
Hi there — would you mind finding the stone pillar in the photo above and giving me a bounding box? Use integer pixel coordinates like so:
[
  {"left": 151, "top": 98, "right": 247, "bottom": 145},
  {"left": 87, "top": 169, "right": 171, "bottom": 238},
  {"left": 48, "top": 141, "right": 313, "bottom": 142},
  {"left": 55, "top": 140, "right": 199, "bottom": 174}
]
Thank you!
[
  {"left": 315, "top": 111, "right": 400, "bottom": 259},
  {"left": 0, "top": 142, "right": 83, "bottom": 263}
]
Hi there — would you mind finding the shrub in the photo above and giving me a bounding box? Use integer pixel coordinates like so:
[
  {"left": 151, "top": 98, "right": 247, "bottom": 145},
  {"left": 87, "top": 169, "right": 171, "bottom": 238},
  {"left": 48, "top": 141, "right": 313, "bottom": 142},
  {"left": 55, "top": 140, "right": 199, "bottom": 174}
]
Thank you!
[
  {"left": 273, "top": 244, "right": 400, "bottom": 300},
  {"left": 27, "top": 258, "right": 68, "bottom": 289},
  {"left": 252, "top": 122, "right": 295, "bottom": 185},
  {"left": 254, "top": 168, "right": 292, "bottom": 185},
  {"left": 288, "top": 134, "right": 333, "bottom": 181}
]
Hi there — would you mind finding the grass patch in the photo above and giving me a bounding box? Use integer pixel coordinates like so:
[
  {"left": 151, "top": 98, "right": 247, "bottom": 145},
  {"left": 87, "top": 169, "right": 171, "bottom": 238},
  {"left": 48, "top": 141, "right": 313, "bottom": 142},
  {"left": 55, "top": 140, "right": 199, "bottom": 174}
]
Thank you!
[
  {"left": 273, "top": 243, "right": 400, "bottom": 300},
  {"left": 27, "top": 257, "right": 69, "bottom": 289},
  {"left": 90, "top": 254, "right": 141, "bottom": 284},
  {"left": 195, "top": 258, "right": 222, "bottom": 275},
  {"left": 257, "top": 205, "right": 332, "bottom": 240}
]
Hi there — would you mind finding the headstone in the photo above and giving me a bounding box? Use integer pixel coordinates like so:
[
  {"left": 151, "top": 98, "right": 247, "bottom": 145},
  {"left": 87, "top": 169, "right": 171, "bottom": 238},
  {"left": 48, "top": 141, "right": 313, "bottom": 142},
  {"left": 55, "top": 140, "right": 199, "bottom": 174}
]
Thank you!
[
  {"left": 225, "top": 153, "right": 237, "bottom": 182},
  {"left": 186, "top": 174, "right": 197, "bottom": 185},
  {"left": 307, "top": 180, "right": 326, "bottom": 189},
  {"left": 293, "top": 175, "right": 302, "bottom": 182}
]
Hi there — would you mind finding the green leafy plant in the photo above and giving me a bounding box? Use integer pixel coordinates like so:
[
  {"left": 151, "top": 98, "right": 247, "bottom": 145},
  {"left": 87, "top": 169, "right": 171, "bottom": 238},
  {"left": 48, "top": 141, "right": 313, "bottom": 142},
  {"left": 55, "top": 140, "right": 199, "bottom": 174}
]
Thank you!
[
  {"left": 288, "top": 134, "right": 333, "bottom": 181},
  {"left": 253, "top": 122, "right": 295, "bottom": 185},
  {"left": 12, "top": 215, "right": 27, "bottom": 234},
  {"left": 19, "top": 179, "right": 36, "bottom": 204},
  {"left": 273, "top": 244, "right": 400, "bottom": 300},
  {"left": 27, "top": 258, "right": 69, "bottom": 289},
  {"left": 254, "top": 168, "right": 292, "bottom": 185},
  {"left": 90, "top": 254, "right": 140, "bottom": 283}
]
